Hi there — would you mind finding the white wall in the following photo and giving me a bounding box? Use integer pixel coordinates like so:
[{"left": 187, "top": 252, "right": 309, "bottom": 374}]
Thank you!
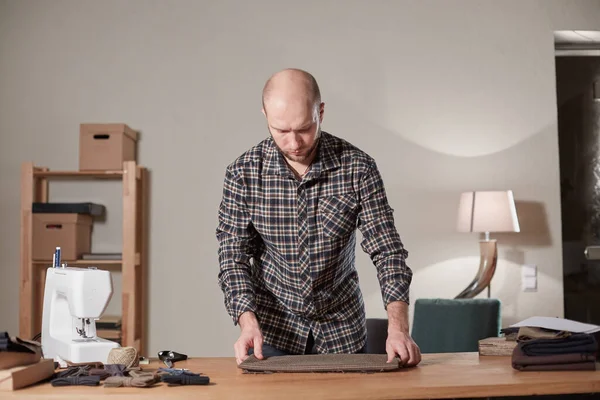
[{"left": 2, "top": 0, "right": 600, "bottom": 357}]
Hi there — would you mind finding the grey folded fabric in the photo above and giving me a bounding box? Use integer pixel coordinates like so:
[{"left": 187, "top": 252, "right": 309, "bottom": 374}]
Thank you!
[
  {"left": 55, "top": 365, "right": 92, "bottom": 378},
  {"left": 239, "top": 354, "right": 400, "bottom": 373},
  {"left": 51, "top": 375, "right": 101, "bottom": 386},
  {"left": 520, "top": 333, "right": 597, "bottom": 356},
  {"left": 512, "top": 343, "right": 597, "bottom": 371}
]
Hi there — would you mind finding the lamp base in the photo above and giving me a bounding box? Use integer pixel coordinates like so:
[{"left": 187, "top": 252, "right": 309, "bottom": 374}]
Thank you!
[{"left": 455, "top": 240, "right": 498, "bottom": 299}]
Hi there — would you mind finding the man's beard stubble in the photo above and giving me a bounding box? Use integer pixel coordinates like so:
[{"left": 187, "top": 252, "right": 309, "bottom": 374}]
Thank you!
[{"left": 270, "top": 128, "right": 321, "bottom": 163}]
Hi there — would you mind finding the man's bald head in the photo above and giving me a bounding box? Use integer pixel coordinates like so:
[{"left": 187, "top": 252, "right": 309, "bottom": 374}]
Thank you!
[
  {"left": 261, "top": 68, "right": 321, "bottom": 115},
  {"left": 261, "top": 69, "right": 324, "bottom": 165}
]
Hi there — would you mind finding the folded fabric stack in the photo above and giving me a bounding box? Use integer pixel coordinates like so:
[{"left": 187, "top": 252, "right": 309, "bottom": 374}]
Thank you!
[
  {"left": 512, "top": 327, "right": 598, "bottom": 371},
  {"left": 48, "top": 363, "right": 210, "bottom": 387},
  {"left": 50, "top": 363, "right": 160, "bottom": 387}
]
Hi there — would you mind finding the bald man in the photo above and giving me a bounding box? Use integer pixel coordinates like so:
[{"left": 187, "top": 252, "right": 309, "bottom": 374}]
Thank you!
[{"left": 217, "top": 68, "right": 421, "bottom": 367}]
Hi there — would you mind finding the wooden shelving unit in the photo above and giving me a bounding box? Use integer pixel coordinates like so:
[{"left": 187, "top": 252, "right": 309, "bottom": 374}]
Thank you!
[{"left": 20, "top": 161, "right": 148, "bottom": 355}]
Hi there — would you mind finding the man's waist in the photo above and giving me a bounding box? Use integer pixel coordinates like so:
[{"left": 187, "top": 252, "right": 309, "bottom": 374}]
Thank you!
[
  {"left": 256, "top": 290, "right": 367, "bottom": 355},
  {"left": 256, "top": 281, "right": 361, "bottom": 319}
]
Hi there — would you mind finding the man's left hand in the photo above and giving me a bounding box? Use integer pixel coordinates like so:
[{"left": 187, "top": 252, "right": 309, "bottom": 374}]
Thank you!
[{"left": 386, "top": 330, "right": 421, "bottom": 367}]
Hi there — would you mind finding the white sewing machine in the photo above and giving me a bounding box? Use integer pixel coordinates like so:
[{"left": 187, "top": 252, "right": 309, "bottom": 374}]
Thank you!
[{"left": 41, "top": 266, "right": 120, "bottom": 365}]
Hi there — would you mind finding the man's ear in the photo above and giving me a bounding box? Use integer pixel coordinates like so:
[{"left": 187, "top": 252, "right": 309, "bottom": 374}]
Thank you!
[
  {"left": 319, "top": 102, "right": 325, "bottom": 123},
  {"left": 261, "top": 108, "right": 266, "bottom": 117}
]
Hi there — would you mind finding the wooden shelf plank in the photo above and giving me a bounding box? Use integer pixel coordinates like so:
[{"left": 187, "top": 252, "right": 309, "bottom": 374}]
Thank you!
[
  {"left": 32, "top": 259, "right": 123, "bottom": 265},
  {"left": 31, "top": 260, "right": 123, "bottom": 273},
  {"left": 97, "top": 329, "right": 121, "bottom": 340},
  {"left": 32, "top": 253, "right": 139, "bottom": 267},
  {"left": 33, "top": 170, "right": 124, "bottom": 179}
]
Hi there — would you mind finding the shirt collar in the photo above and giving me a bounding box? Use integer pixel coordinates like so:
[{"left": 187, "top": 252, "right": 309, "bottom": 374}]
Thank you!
[
  {"left": 263, "top": 137, "right": 293, "bottom": 177},
  {"left": 263, "top": 131, "right": 341, "bottom": 178}
]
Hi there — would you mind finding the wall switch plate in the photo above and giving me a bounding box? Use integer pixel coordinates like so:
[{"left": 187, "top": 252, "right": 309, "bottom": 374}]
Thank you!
[{"left": 522, "top": 264, "right": 537, "bottom": 292}]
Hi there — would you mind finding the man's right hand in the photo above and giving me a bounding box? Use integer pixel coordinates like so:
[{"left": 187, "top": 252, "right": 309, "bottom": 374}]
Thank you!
[{"left": 235, "top": 311, "right": 264, "bottom": 365}]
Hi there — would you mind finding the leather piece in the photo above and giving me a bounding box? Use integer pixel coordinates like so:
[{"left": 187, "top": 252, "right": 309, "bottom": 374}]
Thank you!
[{"left": 239, "top": 354, "right": 400, "bottom": 373}]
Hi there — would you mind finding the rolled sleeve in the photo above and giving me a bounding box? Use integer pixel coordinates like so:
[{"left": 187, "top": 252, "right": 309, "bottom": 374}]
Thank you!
[
  {"left": 357, "top": 161, "right": 413, "bottom": 307},
  {"left": 216, "top": 166, "right": 257, "bottom": 324}
]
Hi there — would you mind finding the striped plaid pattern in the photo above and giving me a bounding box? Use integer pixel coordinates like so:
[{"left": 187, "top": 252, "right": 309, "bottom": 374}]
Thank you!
[{"left": 217, "top": 131, "right": 412, "bottom": 355}]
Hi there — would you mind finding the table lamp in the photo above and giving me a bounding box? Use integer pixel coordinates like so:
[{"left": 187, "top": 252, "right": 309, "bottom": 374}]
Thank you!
[{"left": 455, "top": 190, "right": 520, "bottom": 299}]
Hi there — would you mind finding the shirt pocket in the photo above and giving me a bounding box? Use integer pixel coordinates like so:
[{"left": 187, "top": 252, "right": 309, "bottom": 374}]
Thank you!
[{"left": 318, "top": 193, "right": 359, "bottom": 239}]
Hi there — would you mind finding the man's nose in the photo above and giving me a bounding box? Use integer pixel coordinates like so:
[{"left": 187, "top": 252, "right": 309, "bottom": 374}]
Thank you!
[{"left": 289, "top": 134, "right": 301, "bottom": 149}]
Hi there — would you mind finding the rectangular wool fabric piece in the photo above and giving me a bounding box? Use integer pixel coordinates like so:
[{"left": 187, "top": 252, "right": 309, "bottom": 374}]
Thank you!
[{"left": 239, "top": 354, "right": 400, "bottom": 373}]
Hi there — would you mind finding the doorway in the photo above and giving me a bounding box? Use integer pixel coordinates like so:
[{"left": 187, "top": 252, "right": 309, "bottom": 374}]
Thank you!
[{"left": 555, "top": 30, "right": 600, "bottom": 325}]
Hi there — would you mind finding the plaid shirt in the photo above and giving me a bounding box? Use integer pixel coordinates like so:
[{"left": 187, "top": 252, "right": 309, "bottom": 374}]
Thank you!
[{"left": 217, "top": 131, "right": 412, "bottom": 355}]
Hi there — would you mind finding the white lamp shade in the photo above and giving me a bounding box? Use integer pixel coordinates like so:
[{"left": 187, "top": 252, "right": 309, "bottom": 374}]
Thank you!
[{"left": 456, "top": 190, "right": 520, "bottom": 233}]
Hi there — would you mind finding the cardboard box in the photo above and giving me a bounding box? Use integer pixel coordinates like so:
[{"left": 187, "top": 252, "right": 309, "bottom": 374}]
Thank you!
[
  {"left": 32, "top": 214, "right": 92, "bottom": 261},
  {"left": 79, "top": 123, "right": 138, "bottom": 170}
]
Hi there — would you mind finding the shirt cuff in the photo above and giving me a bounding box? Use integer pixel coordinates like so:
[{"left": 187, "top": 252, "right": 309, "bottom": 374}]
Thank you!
[
  {"left": 229, "top": 295, "right": 257, "bottom": 325},
  {"left": 381, "top": 279, "right": 411, "bottom": 307}
]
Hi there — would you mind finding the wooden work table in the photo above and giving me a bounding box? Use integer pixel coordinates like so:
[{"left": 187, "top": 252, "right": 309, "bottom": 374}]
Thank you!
[{"left": 6, "top": 352, "right": 600, "bottom": 399}]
